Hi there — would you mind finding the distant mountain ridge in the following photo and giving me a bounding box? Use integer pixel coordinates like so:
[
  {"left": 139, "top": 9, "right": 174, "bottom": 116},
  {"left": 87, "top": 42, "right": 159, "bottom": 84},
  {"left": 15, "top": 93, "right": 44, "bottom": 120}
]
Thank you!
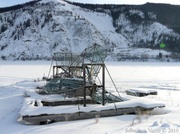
[{"left": 0, "top": 0, "right": 180, "bottom": 61}]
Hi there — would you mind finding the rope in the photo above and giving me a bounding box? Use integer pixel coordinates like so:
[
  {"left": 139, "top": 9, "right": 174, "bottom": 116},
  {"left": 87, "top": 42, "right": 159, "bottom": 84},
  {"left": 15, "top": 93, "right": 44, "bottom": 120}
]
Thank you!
[{"left": 105, "top": 65, "right": 121, "bottom": 98}]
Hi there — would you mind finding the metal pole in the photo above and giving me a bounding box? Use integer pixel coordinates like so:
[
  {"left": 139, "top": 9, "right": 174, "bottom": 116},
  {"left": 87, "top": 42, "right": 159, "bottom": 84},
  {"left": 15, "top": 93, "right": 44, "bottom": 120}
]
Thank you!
[
  {"left": 102, "top": 64, "right": 105, "bottom": 105},
  {"left": 83, "top": 64, "right": 86, "bottom": 107},
  {"left": 48, "top": 59, "right": 53, "bottom": 78},
  {"left": 53, "top": 66, "right": 55, "bottom": 78}
]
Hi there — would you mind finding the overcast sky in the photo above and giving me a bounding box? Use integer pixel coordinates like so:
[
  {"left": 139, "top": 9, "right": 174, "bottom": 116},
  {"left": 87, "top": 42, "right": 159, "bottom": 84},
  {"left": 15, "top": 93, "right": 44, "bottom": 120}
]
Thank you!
[{"left": 0, "top": 0, "right": 180, "bottom": 7}]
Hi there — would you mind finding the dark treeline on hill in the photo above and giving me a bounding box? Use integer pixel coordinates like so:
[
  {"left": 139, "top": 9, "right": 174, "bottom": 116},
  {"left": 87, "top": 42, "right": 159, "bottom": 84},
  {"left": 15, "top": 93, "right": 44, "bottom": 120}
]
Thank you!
[
  {"left": 139, "top": 3, "right": 180, "bottom": 34},
  {"left": 70, "top": 2, "right": 180, "bottom": 34},
  {"left": 0, "top": 0, "right": 42, "bottom": 13},
  {"left": 68, "top": 1, "right": 180, "bottom": 53}
]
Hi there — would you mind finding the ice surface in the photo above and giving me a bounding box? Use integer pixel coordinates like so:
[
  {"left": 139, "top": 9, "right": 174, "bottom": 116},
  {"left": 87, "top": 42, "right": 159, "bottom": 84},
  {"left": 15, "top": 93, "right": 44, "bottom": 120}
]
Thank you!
[{"left": 1, "top": 61, "right": 180, "bottom": 134}]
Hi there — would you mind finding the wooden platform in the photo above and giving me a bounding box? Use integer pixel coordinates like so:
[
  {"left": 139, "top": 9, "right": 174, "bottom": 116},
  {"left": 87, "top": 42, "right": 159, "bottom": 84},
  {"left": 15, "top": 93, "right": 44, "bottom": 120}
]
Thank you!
[
  {"left": 22, "top": 107, "right": 138, "bottom": 125},
  {"left": 20, "top": 90, "right": 165, "bottom": 125},
  {"left": 125, "top": 88, "right": 157, "bottom": 97},
  {"left": 21, "top": 104, "right": 164, "bottom": 125}
]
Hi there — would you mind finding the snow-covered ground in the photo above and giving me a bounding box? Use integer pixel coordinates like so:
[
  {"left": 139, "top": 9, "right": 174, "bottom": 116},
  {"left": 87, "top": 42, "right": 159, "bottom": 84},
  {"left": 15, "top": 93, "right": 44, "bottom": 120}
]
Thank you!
[{"left": 1, "top": 61, "right": 180, "bottom": 134}]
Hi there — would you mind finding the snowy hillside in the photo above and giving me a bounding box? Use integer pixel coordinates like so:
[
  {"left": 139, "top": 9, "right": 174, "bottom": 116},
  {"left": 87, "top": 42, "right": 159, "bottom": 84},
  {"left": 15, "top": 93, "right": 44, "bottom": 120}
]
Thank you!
[{"left": 0, "top": 0, "right": 180, "bottom": 61}]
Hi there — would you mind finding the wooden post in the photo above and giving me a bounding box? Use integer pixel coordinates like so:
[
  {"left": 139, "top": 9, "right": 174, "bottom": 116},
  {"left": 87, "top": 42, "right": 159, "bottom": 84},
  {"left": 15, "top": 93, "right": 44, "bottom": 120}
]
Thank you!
[{"left": 82, "top": 63, "right": 105, "bottom": 106}]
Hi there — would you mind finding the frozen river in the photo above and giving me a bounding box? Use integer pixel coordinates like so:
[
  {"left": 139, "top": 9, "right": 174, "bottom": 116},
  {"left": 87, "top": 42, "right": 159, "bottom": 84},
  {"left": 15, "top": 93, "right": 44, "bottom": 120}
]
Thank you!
[
  {"left": 105, "top": 62, "right": 180, "bottom": 91},
  {"left": 1, "top": 61, "right": 180, "bottom": 88}
]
